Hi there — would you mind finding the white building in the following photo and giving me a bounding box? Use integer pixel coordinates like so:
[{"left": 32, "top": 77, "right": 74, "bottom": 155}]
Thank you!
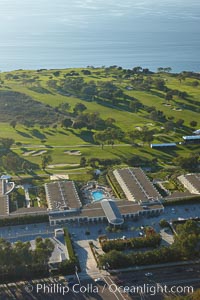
[{"left": 178, "top": 174, "right": 200, "bottom": 195}]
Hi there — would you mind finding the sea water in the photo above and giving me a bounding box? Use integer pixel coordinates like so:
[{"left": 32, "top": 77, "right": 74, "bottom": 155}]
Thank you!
[{"left": 0, "top": 0, "right": 199, "bottom": 72}]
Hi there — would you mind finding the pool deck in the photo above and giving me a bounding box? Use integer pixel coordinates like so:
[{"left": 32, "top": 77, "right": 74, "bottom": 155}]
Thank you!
[{"left": 82, "top": 183, "right": 112, "bottom": 203}]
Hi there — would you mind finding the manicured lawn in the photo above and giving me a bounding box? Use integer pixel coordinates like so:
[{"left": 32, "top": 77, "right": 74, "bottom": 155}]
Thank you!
[{"left": 0, "top": 68, "right": 199, "bottom": 176}]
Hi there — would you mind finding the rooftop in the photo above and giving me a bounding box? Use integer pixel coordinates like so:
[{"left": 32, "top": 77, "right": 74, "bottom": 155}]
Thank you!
[
  {"left": 101, "top": 199, "right": 124, "bottom": 225},
  {"left": 151, "top": 143, "right": 176, "bottom": 148},
  {"left": 0, "top": 179, "right": 12, "bottom": 216},
  {"left": 0, "top": 195, "right": 9, "bottom": 216},
  {"left": 45, "top": 181, "right": 82, "bottom": 212},
  {"left": 183, "top": 135, "right": 200, "bottom": 140},
  {"left": 49, "top": 199, "right": 164, "bottom": 221},
  {"left": 113, "top": 168, "right": 161, "bottom": 203},
  {"left": 178, "top": 173, "right": 200, "bottom": 194}
]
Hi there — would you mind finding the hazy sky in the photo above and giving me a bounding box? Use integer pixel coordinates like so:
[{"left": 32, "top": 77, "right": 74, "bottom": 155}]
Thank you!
[{"left": 0, "top": 0, "right": 199, "bottom": 35}]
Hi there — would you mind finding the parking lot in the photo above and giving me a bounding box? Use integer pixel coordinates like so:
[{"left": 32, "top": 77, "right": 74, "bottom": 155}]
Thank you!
[
  {"left": 0, "top": 203, "right": 199, "bottom": 241},
  {"left": 0, "top": 203, "right": 199, "bottom": 282},
  {"left": 65, "top": 203, "right": 200, "bottom": 242}
]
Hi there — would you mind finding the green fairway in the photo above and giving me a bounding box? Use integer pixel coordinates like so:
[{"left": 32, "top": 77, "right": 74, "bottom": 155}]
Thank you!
[{"left": 0, "top": 67, "right": 199, "bottom": 176}]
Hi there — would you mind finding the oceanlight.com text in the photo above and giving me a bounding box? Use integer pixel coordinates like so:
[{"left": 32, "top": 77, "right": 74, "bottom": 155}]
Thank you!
[
  {"left": 24, "top": 282, "right": 194, "bottom": 296},
  {"left": 109, "top": 283, "right": 194, "bottom": 296}
]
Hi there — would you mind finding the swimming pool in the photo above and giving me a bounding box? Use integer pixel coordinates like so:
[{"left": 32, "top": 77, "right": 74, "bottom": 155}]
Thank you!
[{"left": 92, "top": 190, "right": 105, "bottom": 201}]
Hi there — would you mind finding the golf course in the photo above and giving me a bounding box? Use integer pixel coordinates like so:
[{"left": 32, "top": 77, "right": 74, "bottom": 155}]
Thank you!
[{"left": 0, "top": 66, "right": 199, "bottom": 182}]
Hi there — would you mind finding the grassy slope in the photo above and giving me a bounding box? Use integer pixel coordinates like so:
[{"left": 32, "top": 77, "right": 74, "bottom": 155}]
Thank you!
[{"left": 0, "top": 68, "right": 199, "bottom": 175}]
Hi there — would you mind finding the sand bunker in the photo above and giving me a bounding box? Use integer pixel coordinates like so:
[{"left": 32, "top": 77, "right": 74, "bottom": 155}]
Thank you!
[
  {"left": 135, "top": 126, "right": 142, "bottom": 131},
  {"left": 50, "top": 174, "right": 69, "bottom": 180},
  {"left": 23, "top": 151, "right": 36, "bottom": 156},
  {"left": 47, "top": 163, "right": 79, "bottom": 168},
  {"left": 22, "top": 150, "right": 47, "bottom": 156},
  {"left": 64, "top": 150, "right": 81, "bottom": 155},
  {"left": 32, "top": 150, "right": 47, "bottom": 156}
]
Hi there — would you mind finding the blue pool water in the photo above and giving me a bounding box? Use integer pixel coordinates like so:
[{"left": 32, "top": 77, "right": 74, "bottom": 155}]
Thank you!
[{"left": 92, "top": 190, "right": 105, "bottom": 201}]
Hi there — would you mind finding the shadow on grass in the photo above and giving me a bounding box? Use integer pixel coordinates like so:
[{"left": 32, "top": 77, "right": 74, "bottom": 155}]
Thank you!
[
  {"left": 30, "top": 129, "right": 46, "bottom": 140},
  {"left": 16, "top": 130, "right": 32, "bottom": 138},
  {"left": 58, "top": 130, "right": 69, "bottom": 135},
  {"left": 150, "top": 90, "right": 165, "bottom": 98},
  {"left": 66, "top": 128, "right": 94, "bottom": 143},
  {"left": 44, "top": 131, "right": 54, "bottom": 136},
  {"left": 77, "top": 130, "right": 94, "bottom": 143},
  {"left": 28, "top": 86, "right": 53, "bottom": 94},
  {"left": 44, "top": 169, "right": 53, "bottom": 175}
]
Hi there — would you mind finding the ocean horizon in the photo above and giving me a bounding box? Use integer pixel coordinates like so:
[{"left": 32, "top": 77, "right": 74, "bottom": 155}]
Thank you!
[{"left": 0, "top": 0, "right": 199, "bottom": 73}]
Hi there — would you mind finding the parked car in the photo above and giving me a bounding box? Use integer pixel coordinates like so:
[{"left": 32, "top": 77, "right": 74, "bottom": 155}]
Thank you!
[{"left": 94, "top": 278, "right": 102, "bottom": 282}]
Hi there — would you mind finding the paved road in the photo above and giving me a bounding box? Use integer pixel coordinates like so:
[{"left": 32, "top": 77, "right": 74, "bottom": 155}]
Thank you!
[
  {"left": 111, "top": 263, "right": 200, "bottom": 299},
  {"left": 0, "top": 277, "right": 131, "bottom": 300},
  {"left": 0, "top": 223, "right": 54, "bottom": 242},
  {"left": 11, "top": 144, "right": 132, "bottom": 150},
  {"left": 1, "top": 267, "right": 199, "bottom": 300},
  {"left": 0, "top": 203, "right": 200, "bottom": 299}
]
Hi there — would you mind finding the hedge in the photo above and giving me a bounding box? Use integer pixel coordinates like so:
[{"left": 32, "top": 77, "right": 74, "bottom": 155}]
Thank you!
[
  {"left": 0, "top": 214, "right": 49, "bottom": 227},
  {"left": 64, "top": 228, "right": 76, "bottom": 260},
  {"left": 101, "top": 233, "right": 161, "bottom": 252}
]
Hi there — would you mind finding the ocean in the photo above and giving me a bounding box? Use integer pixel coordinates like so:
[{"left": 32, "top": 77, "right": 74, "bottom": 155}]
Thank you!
[{"left": 0, "top": 0, "right": 199, "bottom": 73}]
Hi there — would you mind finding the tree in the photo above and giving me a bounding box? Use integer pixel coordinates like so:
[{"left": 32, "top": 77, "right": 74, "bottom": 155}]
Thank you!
[
  {"left": 10, "top": 120, "right": 17, "bottom": 129},
  {"left": 157, "top": 67, "right": 172, "bottom": 73},
  {"left": 93, "top": 132, "right": 106, "bottom": 149},
  {"left": 177, "top": 73, "right": 186, "bottom": 84},
  {"left": 164, "top": 121, "right": 174, "bottom": 132},
  {"left": 2, "top": 153, "right": 20, "bottom": 170},
  {"left": 58, "top": 102, "right": 71, "bottom": 112},
  {"left": 21, "top": 160, "right": 30, "bottom": 171},
  {"left": 132, "top": 66, "right": 142, "bottom": 74},
  {"left": 105, "top": 118, "right": 116, "bottom": 127},
  {"left": 0, "top": 138, "right": 15, "bottom": 150},
  {"left": 159, "top": 219, "right": 169, "bottom": 228},
  {"left": 141, "top": 127, "right": 154, "bottom": 145},
  {"left": 176, "top": 119, "right": 184, "bottom": 127},
  {"left": 173, "top": 154, "right": 199, "bottom": 171},
  {"left": 73, "top": 103, "right": 87, "bottom": 114},
  {"left": 173, "top": 220, "right": 200, "bottom": 257},
  {"left": 128, "top": 130, "right": 141, "bottom": 144},
  {"left": 154, "top": 78, "right": 166, "bottom": 91},
  {"left": 82, "top": 82, "right": 97, "bottom": 100},
  {"left": 52, "top": 124, "right": 57, "bottom": 130},
  {"left": 61, "top": 118, "right": 73, "bottom": 129},
  {"left": 81, "top": 69, "right": 91, "bottom": 75},
  {"left": 41, "top": 154, "right": 52, "bottom": 170},
  {"left": 157, "top": 67, "right": 164, "bottom": 73},
  {"left": 129, "top": 101, "right": 139, "bottom": 112},
  {"left": 100, "top": 127, "right": 124, "bottom": 147},
  {"left": 47, "top": 80, "right": 57, "bottom": 89},
  {"left": 107, "top": 139, "right": 115, "bottom": 149},
  {"left": 150, "top": 110, "right": 159, "bottom": 121},
  {"left": 165, "top": 91, "right": 173, "bottom": 103},
  {"left": 53, "top": 71, "right": 60, "bottom": 77},
  {"left": 80, "top": 156, "right": 87, "bottom": 167},
  {"left": 190, "top": 120, "right": 197, "bottom": 127},
  {"left": 164, "top": 67, "right": 172, "bottom": 73},
  {"left": 99, "top": 250, "right": 130, "bottom": 269}
]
